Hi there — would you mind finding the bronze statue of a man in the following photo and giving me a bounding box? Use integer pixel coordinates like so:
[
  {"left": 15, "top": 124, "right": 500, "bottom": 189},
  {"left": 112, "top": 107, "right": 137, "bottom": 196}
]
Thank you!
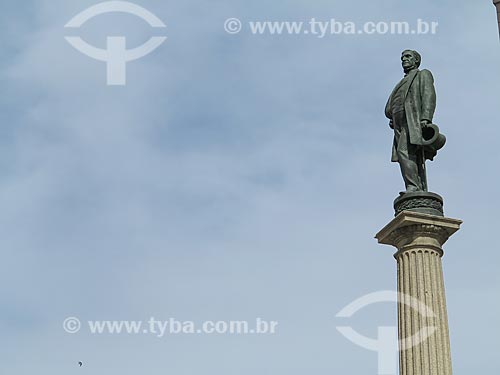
[{"left": 385, "top": 50, "right": 437, "bottom": 193}]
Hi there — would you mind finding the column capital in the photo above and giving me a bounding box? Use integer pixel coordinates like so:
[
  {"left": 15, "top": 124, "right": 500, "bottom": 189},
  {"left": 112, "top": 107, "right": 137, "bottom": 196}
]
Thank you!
[{"left": 375, "top": 211, "right": 462, "bottom": 253}]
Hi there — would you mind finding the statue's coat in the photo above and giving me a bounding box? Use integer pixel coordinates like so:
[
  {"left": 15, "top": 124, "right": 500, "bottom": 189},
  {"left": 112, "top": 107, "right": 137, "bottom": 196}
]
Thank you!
[{"left": 385, "top": 69, "right": 436, "bottom": 162}]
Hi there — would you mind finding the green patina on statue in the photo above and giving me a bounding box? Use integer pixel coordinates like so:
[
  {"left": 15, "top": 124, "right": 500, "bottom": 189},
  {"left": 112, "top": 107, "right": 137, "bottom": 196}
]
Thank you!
[{"left": 385, "top": 50, "right": 445, "bottom": 193}]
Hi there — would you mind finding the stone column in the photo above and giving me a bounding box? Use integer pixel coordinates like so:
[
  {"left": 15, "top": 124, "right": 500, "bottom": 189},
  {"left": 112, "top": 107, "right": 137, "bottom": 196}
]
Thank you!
[
  {"left": 376, "top": 211, "right": 462, "bottom": 375},
  {"left": 495, "top": 0, "right": 500, "bottom": 37}
]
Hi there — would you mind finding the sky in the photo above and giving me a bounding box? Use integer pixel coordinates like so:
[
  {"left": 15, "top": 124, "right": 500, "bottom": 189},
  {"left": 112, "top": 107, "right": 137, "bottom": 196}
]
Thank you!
[{"left": 0, "top": 0, "right": 499, "bottom": 374}]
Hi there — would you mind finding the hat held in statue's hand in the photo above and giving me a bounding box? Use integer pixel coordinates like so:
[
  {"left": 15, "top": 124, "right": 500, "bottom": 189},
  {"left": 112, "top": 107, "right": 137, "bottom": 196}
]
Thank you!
[{"left": 422, "top": 123, "right": 446, "bottom": 161}]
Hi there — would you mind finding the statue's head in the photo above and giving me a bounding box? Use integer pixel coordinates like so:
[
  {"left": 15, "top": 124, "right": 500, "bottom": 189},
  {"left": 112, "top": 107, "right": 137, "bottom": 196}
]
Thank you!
[{"left": 401, "top": 50, "right": 421, "bottom": 73}]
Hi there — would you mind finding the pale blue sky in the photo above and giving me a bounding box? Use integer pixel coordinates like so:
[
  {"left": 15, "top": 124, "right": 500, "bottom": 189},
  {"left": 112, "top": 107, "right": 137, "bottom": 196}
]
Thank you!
[{"left": 0, "top": 1, "right": 499, "bottom": 374}]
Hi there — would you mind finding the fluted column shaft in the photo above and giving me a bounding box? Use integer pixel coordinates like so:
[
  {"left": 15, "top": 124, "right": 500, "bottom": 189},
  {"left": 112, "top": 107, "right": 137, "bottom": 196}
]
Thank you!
[
  {"left": 396, "top": 240, "right": 450, "bottom": 375},
  {"left": 376, "top": 212, "right": 461, "bottom": 375}
]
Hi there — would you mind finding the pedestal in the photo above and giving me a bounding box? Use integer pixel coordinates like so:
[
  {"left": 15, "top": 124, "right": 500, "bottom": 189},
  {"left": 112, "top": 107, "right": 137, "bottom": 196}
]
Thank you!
[{"left": 376, "top": 211, "right": 462, "bottom": 375}]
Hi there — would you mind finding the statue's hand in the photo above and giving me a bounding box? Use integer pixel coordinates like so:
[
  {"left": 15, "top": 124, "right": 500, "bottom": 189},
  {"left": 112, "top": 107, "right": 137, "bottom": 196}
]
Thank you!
[{"left": 389, "top": 120, "right": 394, "bottom": 129}]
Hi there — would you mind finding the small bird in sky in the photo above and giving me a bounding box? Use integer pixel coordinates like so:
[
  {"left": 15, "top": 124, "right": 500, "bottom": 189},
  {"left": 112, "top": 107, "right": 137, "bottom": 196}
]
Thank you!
[{"left": 78, "top": 361, "right": 83, "bottom": 367}]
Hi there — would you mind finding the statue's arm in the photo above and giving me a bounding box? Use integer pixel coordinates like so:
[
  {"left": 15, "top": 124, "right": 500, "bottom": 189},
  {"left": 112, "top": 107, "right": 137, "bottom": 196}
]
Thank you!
[
  {"left": 419, "top": 69, "right": 436, "bottom": 122},
  {"left": 385, "top": 96, "right": 394, "bottom": 128},
  {"left": 385, "top": 96, "right": 392, "bottom": 119}
]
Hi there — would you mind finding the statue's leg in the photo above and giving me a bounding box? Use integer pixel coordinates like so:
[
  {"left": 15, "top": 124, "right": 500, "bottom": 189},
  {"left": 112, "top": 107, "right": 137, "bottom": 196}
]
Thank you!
[
  {"left": 397, "top": 148, "right": 421, "bottom": 191},
  {"left": 394, "top": 116, "right": 422, "bottom": 192},
  {"left": 417, "top": 148, "right": 428, "bottom": 191}
]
